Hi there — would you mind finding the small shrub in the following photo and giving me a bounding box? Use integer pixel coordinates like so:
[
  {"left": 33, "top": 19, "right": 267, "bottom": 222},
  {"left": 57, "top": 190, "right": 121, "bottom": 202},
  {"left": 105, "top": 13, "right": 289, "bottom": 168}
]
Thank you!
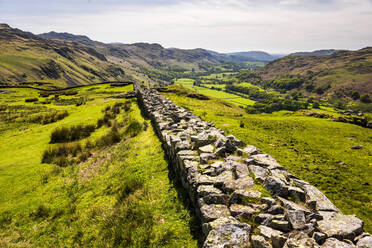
[
  {"left": 351, "top": 91, "right": 360, "bottom": 100},
  {"left": 96, "top": 129, "right": 121, "bottom": 147},
  {"left": 312, "top": 102, "right": 320, "bottom": 109},
  {"left": 360, "top": 94, "right": 371, "bottom": 103},
  {"left": 117, "top": 177, "right": 144, "bottom": 201},
  {"left": 42, "top": 142, "right": 82, "bottom": 166},
  {"left": 97, "top": 118, "right": 105, "bottom": 128},
  {"left": 85, "top": 140, "right": 94, "bottom": 149},
  {"left": 27, "top": 110, "right": 69, "bottom": 124},
  {"left": 112, "top": 102, "right": 125, "bottom": 114},
  {"left": 30, "top": 205, "right": 50, "bottom": 219},
  {"left": 123, "top": 101, "right": 132, "bottom": 112},
  {"left": 63, "top": 90, "right": 78, "bottom": 96},
  {"left": 125, "top": 120, "right": 143, "bottom": 137},
  {"left": 78, "top": 151, "right": 91, "bottom": 163},
  {"left": 25, "top": 98, "right": 38, "bottom": 102},
  {"left": 50, "top": 124, "right": 96, "bottom": 143},
  {"left": 53, "top": 97, "right": 86, "bottom": 106},
  {"left": 0, "top": 211, "right": 12, "bottom": 227}
]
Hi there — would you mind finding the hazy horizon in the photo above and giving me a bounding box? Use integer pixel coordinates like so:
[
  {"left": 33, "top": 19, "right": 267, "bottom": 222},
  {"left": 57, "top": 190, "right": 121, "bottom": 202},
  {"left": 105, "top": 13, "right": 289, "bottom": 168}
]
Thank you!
[{"left": 1, "top": 0, "right": 371, "bottom": 54}]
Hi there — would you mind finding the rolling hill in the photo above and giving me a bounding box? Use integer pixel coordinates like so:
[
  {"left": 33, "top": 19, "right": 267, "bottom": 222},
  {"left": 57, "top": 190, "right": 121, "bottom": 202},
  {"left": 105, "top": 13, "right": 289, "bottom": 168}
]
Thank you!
[
  {"left": 38, "top": 31, "right": 278, "bottom": 70},
  {"left": 0, "top": 24, "right": 131, "bottom": 88},
  {"left": 258, "top": 47, "right": 372, "bottom": 103},
  {"left": 227, "top": 51, "right": 281, "bottom": 62},
  {"left": 290, "top": 49, "right": 338, "bottom": 56}
]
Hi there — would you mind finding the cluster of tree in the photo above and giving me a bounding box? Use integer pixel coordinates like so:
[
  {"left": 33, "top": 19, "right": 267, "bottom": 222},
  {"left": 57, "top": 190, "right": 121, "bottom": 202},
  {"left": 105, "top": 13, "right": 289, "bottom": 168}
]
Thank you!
[
  {"left": 246, "top": 99, "right": 309, "bottom": 114},
  {"left": 140, "top": 68, "right": 174, "bottom": 82},
  {"left": 333, "top": 89, "right": 371, "bottom": 103},
  {"left": 226, "top": 84, "right": 309, "bottom": 113},
  {"left": 236, "top": 71, "right": 261, "bottom": 82},
  {"left": 225, "top": 85, "right": 273, "bottom": 102},
  {"left": 255, "top": 76, "right": 306, "bottom": 92}
]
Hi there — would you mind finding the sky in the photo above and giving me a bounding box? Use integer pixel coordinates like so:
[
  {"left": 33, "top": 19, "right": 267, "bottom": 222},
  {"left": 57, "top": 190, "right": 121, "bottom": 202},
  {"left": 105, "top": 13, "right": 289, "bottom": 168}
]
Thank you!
[{"left": 0, "top": 0, "right": 371, "bottom": 53}]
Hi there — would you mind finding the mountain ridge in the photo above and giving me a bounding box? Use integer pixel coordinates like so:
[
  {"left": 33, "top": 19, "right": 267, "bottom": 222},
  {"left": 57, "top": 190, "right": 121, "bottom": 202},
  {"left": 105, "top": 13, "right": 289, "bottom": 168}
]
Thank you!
[
  {"left": 37, "top": 30, "right": 280, "bottom": 63},
  {"left": 290, "top": 49, "right": 339, "bottom": 56}
]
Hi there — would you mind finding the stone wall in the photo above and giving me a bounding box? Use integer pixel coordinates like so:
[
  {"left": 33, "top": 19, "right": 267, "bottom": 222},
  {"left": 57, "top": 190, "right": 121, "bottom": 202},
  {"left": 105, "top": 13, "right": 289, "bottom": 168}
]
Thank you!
[{"left": 134, "top": 83, "right": 372, "bottom": 248}]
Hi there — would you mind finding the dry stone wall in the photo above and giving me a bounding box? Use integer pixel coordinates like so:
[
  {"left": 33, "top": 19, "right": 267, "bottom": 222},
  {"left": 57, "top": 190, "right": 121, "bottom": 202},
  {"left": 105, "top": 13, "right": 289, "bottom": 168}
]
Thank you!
[{"left": 134, "top": 83, "right": 372, "bottom": 248}]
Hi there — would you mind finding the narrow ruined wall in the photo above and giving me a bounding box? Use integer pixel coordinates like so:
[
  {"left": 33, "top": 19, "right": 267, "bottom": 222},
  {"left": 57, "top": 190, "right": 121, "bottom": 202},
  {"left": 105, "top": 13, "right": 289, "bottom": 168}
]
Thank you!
[{"left": 134, "top": 83, "right": 371, "bottom": 248}]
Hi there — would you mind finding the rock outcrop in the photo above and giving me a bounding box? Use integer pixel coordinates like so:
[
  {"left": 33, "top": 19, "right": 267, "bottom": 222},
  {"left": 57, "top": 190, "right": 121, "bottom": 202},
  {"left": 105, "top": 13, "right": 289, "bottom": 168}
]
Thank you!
[{"left": 134, "top": 83, "right": 371, "bottom": 248}]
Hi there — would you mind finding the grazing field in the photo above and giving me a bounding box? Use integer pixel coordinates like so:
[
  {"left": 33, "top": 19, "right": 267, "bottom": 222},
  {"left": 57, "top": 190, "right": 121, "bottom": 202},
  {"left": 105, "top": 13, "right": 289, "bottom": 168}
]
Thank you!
[
  {"left": 175, "top": 78, "right": 255, "bottom": 107},
  {"left": 161, "top": 84, "right": 372, "bottom": 233},
  {"left": 0, "top": 85, "right": 198, "bottom": 247}
]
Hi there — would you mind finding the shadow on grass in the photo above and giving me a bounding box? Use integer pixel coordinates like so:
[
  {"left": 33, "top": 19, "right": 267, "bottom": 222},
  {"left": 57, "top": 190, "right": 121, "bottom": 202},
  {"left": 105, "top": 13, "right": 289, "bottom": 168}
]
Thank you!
[
  {"left": 165, "top": 151, "right": 204, "bottom": 248},
  {"left": 136, "top": 92, "right": 204, "bottom": 247}
]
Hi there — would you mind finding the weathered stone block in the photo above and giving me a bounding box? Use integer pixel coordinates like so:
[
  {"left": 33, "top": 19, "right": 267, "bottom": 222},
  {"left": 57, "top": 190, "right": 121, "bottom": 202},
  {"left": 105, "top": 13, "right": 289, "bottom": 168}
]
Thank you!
[
  {"left": 286, "top": 210, "right": 306, "bottom": 230},
  {"left": 321, "top": 238, "right": 355, "bottom": 248},
  {"left": 263, "top": 177, "right": 288, "bottom": 196},
  {"left": 200, "top": 204, "right": 231, "bottom": 223},
  {"left": 199, "top": 144, "right": 215, "bottom": 154},
  {"left": 230, "top": 204, "right": 259, "bottom": 218},
  {"left": 197, "top": 185, "right": 222, "bottom": 198},
  {"left": 230, "top": 189, "right": 262, "bottom": 205},
  {"left": 203, "top": 219, "right": 251, "bottom": 248},
  {"left": 251, "top": 235, "right": 272, "bottom": 248},
  {"left": 317, "top": 214, "right": 364, "bottom": 241}
]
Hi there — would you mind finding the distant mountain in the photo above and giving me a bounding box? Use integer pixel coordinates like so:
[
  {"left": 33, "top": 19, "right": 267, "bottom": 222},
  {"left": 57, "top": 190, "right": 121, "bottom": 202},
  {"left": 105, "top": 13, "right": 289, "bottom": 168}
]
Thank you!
[
  {"left": 290, "top": 49, "right": 338, "bottom": 56},
  {"left": 37, "top": 31, "right": 223, "bottom": 70},
  {"left": 37, "top": 31, "right": 280, "bottom": 67},
  {"left": 38, "top": 31, "right": 98, "bottom": 46},
  {"left": 227, "top": 51, "right": 277, "bottom": 62},
  {"left": 0, "top": 25, "right": 225, "bottom": 87}
]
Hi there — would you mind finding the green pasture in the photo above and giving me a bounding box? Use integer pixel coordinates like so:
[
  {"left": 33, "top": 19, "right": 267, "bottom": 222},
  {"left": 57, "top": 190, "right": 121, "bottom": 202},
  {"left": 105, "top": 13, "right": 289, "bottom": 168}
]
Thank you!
[
  {"left": 175, "top": 78, "right": 255, "bottom": 107},
  {"left": 0, "top": 84, "right": 198, "bottom": 247}
]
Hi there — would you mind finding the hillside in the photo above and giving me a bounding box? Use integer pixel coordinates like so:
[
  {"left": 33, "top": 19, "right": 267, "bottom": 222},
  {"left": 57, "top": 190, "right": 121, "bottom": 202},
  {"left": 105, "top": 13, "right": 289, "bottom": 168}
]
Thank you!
[
  {"left": 257, "top": 47, "right": 372, "bottom": 105},
  {"left": 37, "top": 31, "right": 223, "bottom": 71},
  {"left": 0, "top": 24, "right": 131, "bottom": 88},
  {"left": 0, "top": 24, "right": 243, "bottom": 88},
  {"left": 0, "top": 24, "right": 285, "bottom": 89},
  {"left": 38, "top": 31, "right": 98, "bottom": 47}
]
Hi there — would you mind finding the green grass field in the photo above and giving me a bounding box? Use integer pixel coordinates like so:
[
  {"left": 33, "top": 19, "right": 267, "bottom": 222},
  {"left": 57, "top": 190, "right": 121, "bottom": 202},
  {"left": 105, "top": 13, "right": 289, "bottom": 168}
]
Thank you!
[
  {"left": 161, "top": 84, "right": 372, "bottom": 233},
  {"left": 0, "top": 85, "right": 198, "bottom": 247},
  {"left": 175, "top": 78, "right": 255, "bottom": 107}
]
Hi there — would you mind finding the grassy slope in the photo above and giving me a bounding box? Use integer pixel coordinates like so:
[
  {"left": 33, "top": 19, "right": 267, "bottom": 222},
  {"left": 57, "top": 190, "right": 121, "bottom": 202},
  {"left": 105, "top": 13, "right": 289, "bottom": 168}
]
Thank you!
[
  {"left": 0, "top": 85, "right": 197, "bottom": 247},
  {"left": 162, "top": 84, "right": 372, "bottom": 233},
  {"left": 0, "top": 24, "right": 132, "bottom": 88},
  {"left": 175, "top": 78, "right": 255, "bottom": 107},
  {"left": 259, "top": 48, "right": 372, "bottom": 97}
]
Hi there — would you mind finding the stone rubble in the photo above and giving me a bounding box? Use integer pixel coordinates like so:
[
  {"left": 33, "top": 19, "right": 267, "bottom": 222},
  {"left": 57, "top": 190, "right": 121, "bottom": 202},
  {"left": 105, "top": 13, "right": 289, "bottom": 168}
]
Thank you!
[{"left": 134, "top": 83, "right": 371, "bottom": 248}]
